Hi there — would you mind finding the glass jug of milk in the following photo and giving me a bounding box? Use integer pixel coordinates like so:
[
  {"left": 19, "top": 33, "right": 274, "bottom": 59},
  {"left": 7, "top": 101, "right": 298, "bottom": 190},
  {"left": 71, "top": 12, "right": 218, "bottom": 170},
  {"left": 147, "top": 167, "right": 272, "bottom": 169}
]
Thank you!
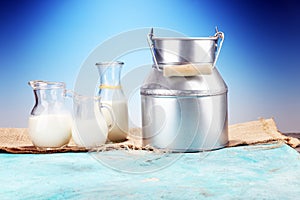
[
  {"left": 28, "top": 80, "right": 72, "bottom": 149},
  {"left": 71, "top": 94, "right": 114, "bottom": 148},
  {"left": 95, "top": 61, "right": 129, "bottom": 142}
]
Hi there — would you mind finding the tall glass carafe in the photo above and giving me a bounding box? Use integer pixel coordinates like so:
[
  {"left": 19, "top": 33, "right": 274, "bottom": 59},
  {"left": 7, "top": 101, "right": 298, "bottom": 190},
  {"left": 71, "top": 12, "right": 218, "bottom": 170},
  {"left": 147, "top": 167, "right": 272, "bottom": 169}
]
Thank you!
[
  {"left": 28, "top": 80, "right": 72, "bottom": 149},
  {"left": 96, "top": 61, "right": 128, "bottom": 142}
]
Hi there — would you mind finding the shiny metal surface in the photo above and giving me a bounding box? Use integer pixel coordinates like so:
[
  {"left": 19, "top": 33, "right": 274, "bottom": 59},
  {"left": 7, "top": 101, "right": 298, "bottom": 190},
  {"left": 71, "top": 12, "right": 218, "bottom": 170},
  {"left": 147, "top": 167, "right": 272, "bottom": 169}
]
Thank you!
[
  {"left": 142, "top": 30, "right": 228, "bottom": 152},
  {"left": 141, "top": 68, "right": 228, "bottom": 152},
  {"left": 141, "top": 67, "right": 227, "bottom": 96},
  {"left": 153, "top": 38, "right": 217, "bottom": 65},
  {"left": 142, "top": 94, "right": 228, "bottom": 152},
  {"left": 147, "top": 28, "right": 224, "bottom": 67}
]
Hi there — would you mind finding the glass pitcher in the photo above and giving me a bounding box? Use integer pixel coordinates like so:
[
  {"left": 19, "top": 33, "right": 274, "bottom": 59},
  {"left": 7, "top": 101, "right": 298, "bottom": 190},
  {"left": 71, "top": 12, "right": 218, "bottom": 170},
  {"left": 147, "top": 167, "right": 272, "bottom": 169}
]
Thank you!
[
  {"left": 95, "top": 61, "right": 128, "bottom": 142},
  {"left": 28, "top": 80, "right": 72, "bottom": 149},
  {"left": 71, "top": 94, "right": 114, "bottom": 148}
]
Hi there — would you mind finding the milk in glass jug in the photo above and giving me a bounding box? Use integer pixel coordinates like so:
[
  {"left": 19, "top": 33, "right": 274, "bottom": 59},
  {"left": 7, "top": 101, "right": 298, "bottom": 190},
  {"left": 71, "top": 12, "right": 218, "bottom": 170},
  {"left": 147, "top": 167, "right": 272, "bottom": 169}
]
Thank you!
[{"left": 28, "top": 80, "right": 72, "bottom": 149}]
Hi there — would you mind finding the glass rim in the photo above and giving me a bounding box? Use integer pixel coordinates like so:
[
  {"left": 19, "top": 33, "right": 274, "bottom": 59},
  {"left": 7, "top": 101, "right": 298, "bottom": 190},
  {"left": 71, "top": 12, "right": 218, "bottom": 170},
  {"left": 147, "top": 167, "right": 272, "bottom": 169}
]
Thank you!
[
  {"left": 95, "top": 61, "right": 124, "bottom": 67},
  {"left": 28, "top": 80, "right": 66, "bottom": 90}
]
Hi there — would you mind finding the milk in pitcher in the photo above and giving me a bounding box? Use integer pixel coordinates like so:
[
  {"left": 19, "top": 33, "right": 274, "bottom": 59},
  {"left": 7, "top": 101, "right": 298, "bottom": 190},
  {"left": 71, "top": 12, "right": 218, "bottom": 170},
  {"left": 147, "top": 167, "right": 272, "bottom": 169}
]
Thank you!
[
  {"left": 28, "top": 114, "right": 72, "bottom": 148},
  {"left": 72, "top": 105, "right": 108, "bottom": 148}
]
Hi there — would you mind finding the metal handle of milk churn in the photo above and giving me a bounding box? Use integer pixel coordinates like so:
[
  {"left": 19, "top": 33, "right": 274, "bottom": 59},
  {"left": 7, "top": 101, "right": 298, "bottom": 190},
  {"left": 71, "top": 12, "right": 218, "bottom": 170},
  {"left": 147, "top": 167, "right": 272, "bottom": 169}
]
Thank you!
[
  {"left": 147, "top": 28, "right": 161, "bottom": 71},
  {"left": 147, "top": 27, "right": 225, "bottom": 70},
  {"left": 213, "top": 27, "right": 225, "bottom": 68}
]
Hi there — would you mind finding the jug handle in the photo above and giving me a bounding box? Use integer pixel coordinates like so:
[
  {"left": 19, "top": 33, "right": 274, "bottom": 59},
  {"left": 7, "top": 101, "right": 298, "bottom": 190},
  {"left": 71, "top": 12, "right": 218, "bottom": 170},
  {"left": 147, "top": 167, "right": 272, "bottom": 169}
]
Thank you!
[
  {"left": 213, "top": 28, "right": 225, "bottom": 68},
  {"left": 100, "top": 103, "right": 115, "bottom": 132},
  {"left": 65, "top": 89, "right": 74, "bottom": 98},
  {"left": 147, "top": 28, "right": 162, "bottom": 71}
]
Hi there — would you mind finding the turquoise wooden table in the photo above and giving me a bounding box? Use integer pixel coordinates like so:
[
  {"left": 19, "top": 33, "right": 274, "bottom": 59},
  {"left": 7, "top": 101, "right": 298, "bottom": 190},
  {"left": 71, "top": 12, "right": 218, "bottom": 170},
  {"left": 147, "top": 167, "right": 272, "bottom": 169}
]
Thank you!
[{"left": 1, "top": 143, "right": 300, "bottom": 199}]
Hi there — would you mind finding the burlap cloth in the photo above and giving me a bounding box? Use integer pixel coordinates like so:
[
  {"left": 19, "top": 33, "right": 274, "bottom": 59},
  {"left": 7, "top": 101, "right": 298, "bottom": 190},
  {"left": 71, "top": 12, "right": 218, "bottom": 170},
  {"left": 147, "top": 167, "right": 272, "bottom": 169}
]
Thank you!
[{"left": 0, "top": 118, "right": 299, "bottom": 154}]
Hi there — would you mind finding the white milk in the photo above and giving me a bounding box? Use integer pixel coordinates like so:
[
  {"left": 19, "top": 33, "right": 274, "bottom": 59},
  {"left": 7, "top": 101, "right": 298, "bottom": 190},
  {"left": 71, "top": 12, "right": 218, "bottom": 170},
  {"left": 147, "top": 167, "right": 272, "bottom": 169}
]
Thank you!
[
  {"left": 101, "top": 100, "right": 128, "bottom": 142},
  {"left": 28, "top": 114, "right": 72, "bottom": 148},
  {"left": 72, "top": 113, "right": 108, "bottom": 148}
]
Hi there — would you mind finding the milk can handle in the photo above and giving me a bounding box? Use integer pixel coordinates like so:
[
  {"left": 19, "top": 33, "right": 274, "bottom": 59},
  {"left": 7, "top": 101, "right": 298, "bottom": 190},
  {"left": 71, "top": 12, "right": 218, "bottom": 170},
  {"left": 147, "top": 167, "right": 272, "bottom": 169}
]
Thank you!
[
  {"left": 148, "top": 28, "right": 224, "bottom": 69},
  {"left": 147, "top": 28, "right": 161, "bottom": 71},
  {"left": 213, "top": 29, "right": 225, "bottom": 68}
]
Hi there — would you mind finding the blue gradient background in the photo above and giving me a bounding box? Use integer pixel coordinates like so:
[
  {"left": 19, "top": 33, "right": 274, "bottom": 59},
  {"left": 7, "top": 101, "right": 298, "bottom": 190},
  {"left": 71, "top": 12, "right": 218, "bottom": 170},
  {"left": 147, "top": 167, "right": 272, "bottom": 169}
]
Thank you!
[{"left": 0, "top": 0, "right": 299, "bottom": 132}]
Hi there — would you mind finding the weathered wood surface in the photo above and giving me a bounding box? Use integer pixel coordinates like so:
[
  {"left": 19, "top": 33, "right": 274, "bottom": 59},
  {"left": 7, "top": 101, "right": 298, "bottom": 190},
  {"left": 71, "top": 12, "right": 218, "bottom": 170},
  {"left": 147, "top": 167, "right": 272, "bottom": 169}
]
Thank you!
[{"left": 0, "top": 142, "right": 300, "bottom": 199}]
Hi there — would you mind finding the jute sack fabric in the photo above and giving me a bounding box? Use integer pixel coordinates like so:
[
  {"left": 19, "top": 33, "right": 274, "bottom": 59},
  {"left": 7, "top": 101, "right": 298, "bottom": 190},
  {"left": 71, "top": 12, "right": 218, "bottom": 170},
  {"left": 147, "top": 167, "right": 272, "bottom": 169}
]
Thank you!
[{"left": 0, "top": 118, "right": 299, "bottom": 154}]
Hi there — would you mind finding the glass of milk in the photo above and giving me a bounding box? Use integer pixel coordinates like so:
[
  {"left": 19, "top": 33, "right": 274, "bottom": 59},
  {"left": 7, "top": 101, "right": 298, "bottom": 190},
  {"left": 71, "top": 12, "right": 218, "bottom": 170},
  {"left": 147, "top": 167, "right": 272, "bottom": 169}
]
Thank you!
[
  {"left": 95, "top": 61, "right": 129, "bottom": 142},
  {"left": 28, "top": 80, "right": 72, "bottom": 149},
  {"left": 71, "top": 94, "right": 113, "bottom": 148}
]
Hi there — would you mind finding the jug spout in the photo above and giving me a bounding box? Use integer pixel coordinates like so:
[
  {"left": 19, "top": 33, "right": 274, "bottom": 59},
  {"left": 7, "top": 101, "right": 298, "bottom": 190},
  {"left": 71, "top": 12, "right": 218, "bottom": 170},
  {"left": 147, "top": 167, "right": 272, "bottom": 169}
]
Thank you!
[
  {"left": 28, "top": 80, "right": 35, "bottom": 88},
  {"left": 28, "top": 80, "right": 44, "bottom": 89}
]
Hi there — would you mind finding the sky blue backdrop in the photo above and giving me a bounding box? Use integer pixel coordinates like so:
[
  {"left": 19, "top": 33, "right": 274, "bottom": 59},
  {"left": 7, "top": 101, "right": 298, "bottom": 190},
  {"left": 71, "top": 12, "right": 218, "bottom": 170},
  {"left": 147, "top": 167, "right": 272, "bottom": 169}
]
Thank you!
[{"left": 0, "top": 0, "right": 299, "bottom": 132}]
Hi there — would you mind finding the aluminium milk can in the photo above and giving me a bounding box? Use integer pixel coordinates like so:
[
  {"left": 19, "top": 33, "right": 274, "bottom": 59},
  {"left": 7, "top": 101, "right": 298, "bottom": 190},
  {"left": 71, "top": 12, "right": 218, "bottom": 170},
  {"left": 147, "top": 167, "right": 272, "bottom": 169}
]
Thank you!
[{"left": 140, "top": 28, "right": 228, "bottom": 152}]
